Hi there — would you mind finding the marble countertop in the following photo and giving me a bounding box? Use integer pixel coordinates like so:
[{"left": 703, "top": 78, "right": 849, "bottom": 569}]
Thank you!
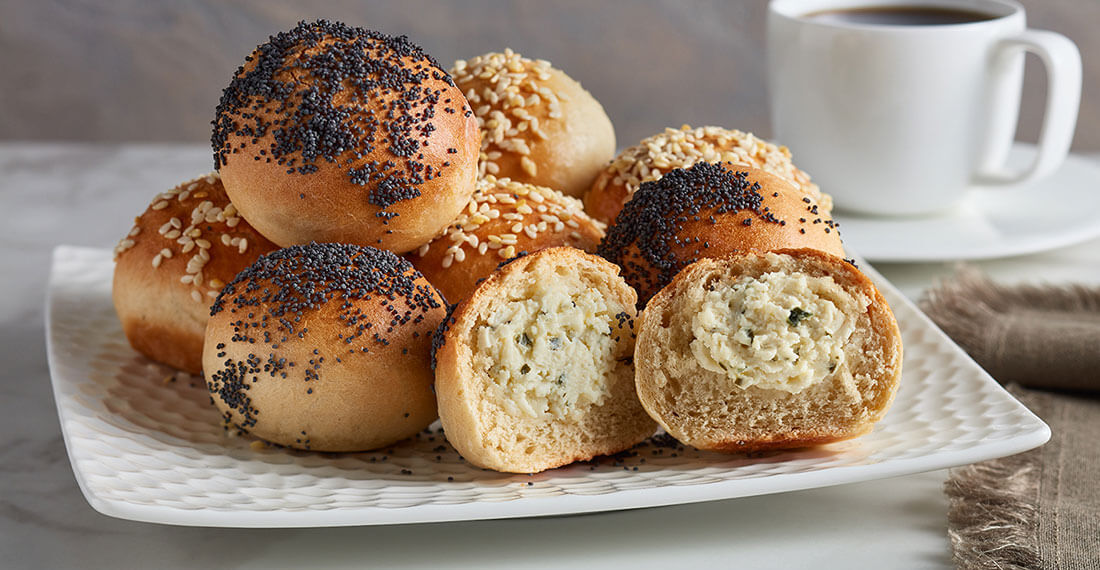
[{"left": 5, "top": 143, "right": 1099, "bottom": 569}]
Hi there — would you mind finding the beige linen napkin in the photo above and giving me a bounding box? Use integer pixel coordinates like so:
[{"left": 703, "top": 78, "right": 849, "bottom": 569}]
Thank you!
[{"left": 921, "top": 267, "right": 1100, "bottom": 570}]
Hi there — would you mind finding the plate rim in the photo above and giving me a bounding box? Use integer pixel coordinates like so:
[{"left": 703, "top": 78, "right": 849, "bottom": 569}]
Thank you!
[{"left": 46, "top": 245, "right": 1050, "bottom": 528}]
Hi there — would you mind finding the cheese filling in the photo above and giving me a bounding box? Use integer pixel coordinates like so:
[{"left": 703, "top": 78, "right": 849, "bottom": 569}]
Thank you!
[
  {"left": 474, "top": 282, "right": 619, "bottom": 420},
  {"left": 690, "top": 271, "right": 859, "bottom": 393}
]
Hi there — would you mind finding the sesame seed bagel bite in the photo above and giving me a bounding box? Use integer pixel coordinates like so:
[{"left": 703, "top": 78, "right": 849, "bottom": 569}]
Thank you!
[
  {"left": 213, "top": 20, "right": 480, "bottom": 253},
  {"left": 433, "top": 247, "right": 655, "bottom": 473},
  {"left": 411, "top": 176, "right": 605, "bottom": 303},
  {"left": 453, "top": 49, "right": 615, "bottom": 198},
  {"left": 112, "top": 172, "right": 278, "bottom": 374},
  {"left": 584, "top": 125, "right": 829, "bottom": 224},
  {"left": 202, "top": 243, "right": 446, "bottom": 452},
  {"left": 634, "top": 249, "right": 903, "bottom": 453},
  {"left": 597, "top": 163, "right": 843, "bottom": 305}
]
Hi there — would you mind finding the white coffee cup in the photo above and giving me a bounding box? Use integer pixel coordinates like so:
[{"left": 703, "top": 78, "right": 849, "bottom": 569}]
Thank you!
[{"left": 767, "top": 0, "right": 1081, "bottom": 216}]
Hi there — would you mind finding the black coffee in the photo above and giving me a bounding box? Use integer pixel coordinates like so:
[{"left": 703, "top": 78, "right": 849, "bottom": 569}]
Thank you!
[{"left": 805, "top": 5, "right": 995, "bottom": 26}]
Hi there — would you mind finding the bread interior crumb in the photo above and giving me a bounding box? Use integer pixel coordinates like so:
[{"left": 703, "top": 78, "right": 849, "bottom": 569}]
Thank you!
[
  {"left": 690, "top": 271, "right": 866, "bottom": 394},
  {"left": 472, "top": 264, "right": 621, "bottom": 422}
]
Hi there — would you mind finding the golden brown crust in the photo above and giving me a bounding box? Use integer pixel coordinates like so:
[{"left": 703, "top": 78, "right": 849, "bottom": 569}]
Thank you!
[
  {"left": 634, "top": 249, "right": 903, "bottom": 453},
  {"left": 202, "top": 243, "right": 446, "bottom": 452},
  {"left": 598, "top": 164, "right": 844, "bottom": 305},
  {"left": 453, "top": 50, "right": 616, "bottom": 198},
  {"left": 215, "top": 22, "right": 480, "bottom": 253},
  {"left": 435, "top": 247, "right": 655, "bottom": 473},
  {"left": 111, "top": 172, "right": 277, "bottom": 373},
  {"left": 584, "top": 125, "right": 828, "bottom": 224},
  {"left": 410, "top": 176, "right": 605, "bottom": 303}
]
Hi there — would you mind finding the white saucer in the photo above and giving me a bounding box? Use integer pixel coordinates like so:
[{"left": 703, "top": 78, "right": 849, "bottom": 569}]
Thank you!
[{"left": 833, "top": 146, "right": 1100, "bottom": 262}]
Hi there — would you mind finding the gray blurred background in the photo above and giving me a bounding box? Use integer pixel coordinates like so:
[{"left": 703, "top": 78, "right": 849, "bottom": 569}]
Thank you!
[{"left": 1, "top": 0, "right": 1095, "bottom": 151}]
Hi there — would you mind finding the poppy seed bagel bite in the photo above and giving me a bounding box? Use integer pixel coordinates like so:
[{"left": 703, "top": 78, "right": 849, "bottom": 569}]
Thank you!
[
  {"left": 452, "top": 49, "right": 616, "bottom": 198},
  {"left": 597, "top": 163, "right": 844, "bottom": 305},
  {"left": 112, "top": 172, "right": 278, "bottom": 374},
  {"left": 634, "top": 249, "right": 903, "bottom": 453},
  {"left": 410, "top": 176, "right": 605, "bottom": 303},
  {"left": 433, "top": 247, "right": 655, "bottom": 473},
  {"left": 212, "top": 20, "right": 479, "bottom": 253},
  {"left": 202, "top": 242, "right": 446, "bottom": 452},
  {"left": 584, "top": 125, "right": 829, "bottom": 224}
]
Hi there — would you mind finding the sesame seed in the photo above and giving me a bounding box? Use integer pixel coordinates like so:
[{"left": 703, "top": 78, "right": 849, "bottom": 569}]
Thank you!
[{"left": 520, "top": 156, "right": 538, "bottom": 177}]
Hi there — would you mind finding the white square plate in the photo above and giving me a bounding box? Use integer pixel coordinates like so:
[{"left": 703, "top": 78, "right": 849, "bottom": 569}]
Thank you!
[{"left": 47, "top": 245, "right": 1049, "bottom": 528}]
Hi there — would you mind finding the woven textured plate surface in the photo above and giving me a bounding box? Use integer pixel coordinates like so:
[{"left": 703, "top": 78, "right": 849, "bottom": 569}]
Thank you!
[{"left": 47, "top": 246, "right": 1049, "bottom": 527}]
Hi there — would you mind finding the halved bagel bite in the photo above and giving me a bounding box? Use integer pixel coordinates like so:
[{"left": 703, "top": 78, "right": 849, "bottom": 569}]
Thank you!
[
  {"left": 634, "top": 249, "right": 903, "bottom": 453},
  {"left": 433, "top": 247, "right": 656, "bottom": 473}
]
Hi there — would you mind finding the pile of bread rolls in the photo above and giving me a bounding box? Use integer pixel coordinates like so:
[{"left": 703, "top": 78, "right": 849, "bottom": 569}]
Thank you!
[{"left": 111, "top": 19, "right": 902, "bottom": 473}]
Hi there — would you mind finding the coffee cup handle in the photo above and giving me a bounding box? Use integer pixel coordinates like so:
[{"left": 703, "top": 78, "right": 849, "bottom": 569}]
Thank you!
[{"left": 973, "top": 30, "right": 1081, "bottom": 186}]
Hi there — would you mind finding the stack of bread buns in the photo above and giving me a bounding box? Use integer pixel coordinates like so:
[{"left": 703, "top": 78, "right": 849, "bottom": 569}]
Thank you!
[{"left": 110, "top": 18, "right": 901, "bottom": 468}]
